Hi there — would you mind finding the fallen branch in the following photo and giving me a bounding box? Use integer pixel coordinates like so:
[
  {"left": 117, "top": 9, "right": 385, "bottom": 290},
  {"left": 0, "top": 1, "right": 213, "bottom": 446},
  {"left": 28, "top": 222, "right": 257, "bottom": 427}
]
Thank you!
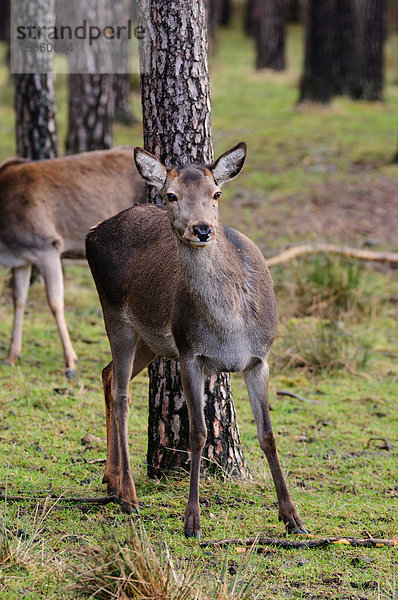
[
  {"left": 0, "top": 491, "right": 119, "bottom": 506},
  {"left": 266, "top": 244, "right": 398, "bottom": 267},
  {"left": 277, "top": 389, "right": 323, "bottom": 405},
  {"left": 200, "top": 536, "right": 398, "bottom": 549}
]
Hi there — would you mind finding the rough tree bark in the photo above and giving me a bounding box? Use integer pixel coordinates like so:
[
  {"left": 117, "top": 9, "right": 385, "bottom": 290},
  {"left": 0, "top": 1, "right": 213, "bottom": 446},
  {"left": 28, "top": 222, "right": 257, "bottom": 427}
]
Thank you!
[
  {"left": 332, "top": 0, "right": 357, "bottom": 96},
  {"left": 351, "top": 0, "right": 387, "bottom": 101},
  {"left": 138, "top": 0, "right": 251, "bottom": 480},
  {"left": 298, "top": 0, "right": 334, "bottom": 103},
  {"left": 254, "top": 0, "right": 286, "bottom": 71},
  {"left": 65, "top": 0, "right": 114, "bottom": 153},
  {"left": 14, "top": 0, "right": 57, "bottom": 159}
]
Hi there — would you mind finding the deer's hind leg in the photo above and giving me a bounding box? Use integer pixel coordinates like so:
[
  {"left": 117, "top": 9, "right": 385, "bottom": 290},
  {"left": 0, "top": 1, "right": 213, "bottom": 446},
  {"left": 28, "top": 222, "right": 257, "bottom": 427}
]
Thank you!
[
  {"left": 244, "top": 360, "right": 307, "bottom": 534},
  {"left": 102, "top": 333, "right": 155, "bottom": 512},
  {"left": 5, "top": 264, "right": 32, "bottom": 366},
  {"left": 35, "top": 250, "right": 78, "bottom": 378}
]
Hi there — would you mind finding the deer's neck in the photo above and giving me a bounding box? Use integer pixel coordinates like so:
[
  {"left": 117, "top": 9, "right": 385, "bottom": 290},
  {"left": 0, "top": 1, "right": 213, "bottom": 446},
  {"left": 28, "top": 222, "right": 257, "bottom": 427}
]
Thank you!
[{"left": 177, "top": 232, "right": 248, "bottom": 334}]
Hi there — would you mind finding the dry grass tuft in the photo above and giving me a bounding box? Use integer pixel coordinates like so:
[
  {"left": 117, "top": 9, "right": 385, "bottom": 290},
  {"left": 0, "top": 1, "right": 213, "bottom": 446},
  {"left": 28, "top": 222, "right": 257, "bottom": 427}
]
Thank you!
[{"left": 70, "top": 521, "right": 261, "bottom": 600}]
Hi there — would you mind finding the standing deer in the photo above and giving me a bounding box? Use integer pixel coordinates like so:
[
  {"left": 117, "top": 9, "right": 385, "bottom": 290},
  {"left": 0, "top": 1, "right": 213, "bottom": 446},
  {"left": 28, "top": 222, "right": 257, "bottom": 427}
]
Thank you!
[
  {"left": 0, "top": 147, "right": 145, "bottom": 377},
  {"left": 86, "top": 143, "right": 307, "bottom": 538}
]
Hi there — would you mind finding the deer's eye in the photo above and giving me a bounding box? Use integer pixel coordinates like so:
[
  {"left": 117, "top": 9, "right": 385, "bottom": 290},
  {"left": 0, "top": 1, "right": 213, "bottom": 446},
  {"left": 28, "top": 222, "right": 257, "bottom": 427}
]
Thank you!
[
  {"left": 166, "top": 193, "right": 178, "bottom": 202},
  {"left": 213, "top": 191, "right": 221, "bottom": 200}
]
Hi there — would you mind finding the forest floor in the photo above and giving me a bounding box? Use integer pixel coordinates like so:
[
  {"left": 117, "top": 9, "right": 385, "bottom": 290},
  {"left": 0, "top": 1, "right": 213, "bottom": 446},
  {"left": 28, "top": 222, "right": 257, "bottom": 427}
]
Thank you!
[{"left": 0, "top": 18, "right": 397, "bottom": 600}]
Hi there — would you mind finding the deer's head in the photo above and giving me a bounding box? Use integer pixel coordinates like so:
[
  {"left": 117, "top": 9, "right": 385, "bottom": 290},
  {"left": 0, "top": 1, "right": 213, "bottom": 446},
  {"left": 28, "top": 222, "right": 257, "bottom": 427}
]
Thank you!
[{"left": 134, "top": 143, "right": 247, "bottom": 248}]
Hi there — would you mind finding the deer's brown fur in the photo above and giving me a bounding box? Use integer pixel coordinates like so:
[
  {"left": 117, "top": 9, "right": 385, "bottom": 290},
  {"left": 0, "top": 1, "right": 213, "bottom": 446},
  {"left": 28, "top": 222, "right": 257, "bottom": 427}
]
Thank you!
[
  {"left": 86, "top": 143, "right": 306, "bottom": 538},
  {"left": 0, "top": 146, "right": 145, "bottom": 376}
]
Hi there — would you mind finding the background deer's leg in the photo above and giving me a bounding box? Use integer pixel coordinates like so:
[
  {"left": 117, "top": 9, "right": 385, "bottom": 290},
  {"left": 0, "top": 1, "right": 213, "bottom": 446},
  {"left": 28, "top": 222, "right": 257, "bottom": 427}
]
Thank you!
[
  {"left": 244, "top": 360, "right": 307, "bottom": 534},
  {"left": 180, "top": 356, "right": 207, "bottom": 539},
  {"left": 36, "top": 252, "right": 78, "bottom": 378},
  {"left": 102, "top": 339, "right": 155, "bottom": 499},
  {"left": 5, "top": 264, "right": 32, "bottom": 365}
]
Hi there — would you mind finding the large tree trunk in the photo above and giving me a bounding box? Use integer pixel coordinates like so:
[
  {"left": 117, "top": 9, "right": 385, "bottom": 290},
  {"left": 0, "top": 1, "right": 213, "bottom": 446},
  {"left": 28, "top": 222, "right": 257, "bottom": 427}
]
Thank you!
[
  {"left": 298, "top": 0, "right": 334, "bottom": 103},
  {"left": 351, "top": 0, "right": 387, "bottom": 101},
  {"left": 332, "top": 0, "right": 357, "bottom": 96},
  {"left": 254, "top": 0, "right": 286, "bottom": 71},
  {"left": 138, "top": 0, "right": 251, "bottom": 480},
  {"left": 13, "top": 0, "right": 57, "bottom": 159}
]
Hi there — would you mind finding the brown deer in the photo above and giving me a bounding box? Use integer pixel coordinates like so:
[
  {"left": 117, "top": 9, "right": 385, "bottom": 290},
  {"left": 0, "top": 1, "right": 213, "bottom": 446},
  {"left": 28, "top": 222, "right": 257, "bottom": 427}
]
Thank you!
[
  {"left": 86, "top": 143, "right": 307, "bottom": 538},
  {"left": 0, "top": 147, "right": 145, "bottom": 377}
]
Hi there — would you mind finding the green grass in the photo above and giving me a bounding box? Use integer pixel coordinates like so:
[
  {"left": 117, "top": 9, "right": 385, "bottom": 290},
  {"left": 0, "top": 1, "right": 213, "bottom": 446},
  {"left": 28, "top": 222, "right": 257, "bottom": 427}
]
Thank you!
[{"left": 0, "top": 15, "right": 397, "bottom": 600}]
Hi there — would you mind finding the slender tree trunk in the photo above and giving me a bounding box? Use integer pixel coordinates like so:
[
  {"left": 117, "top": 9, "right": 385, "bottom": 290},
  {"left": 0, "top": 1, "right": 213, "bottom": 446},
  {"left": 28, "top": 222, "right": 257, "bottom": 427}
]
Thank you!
[
  {"left": 244, "top": 0, "right": 257, "bottom": 37},
  {"left": 0, "top": 0, "right": 10, "bottom": 42},
  {"left": 205, "top": 0, "right": 223, "bottom": 49},
  {"left": 351, "top": 0, "right": 387, "bottom": 101},
  {"left": 254, "top": 0, "right": 286, "bottom": 71},
  {"left": 14, "top": 0, "right": 57, "bottom": 159},
  {"left": 138, "top": 0, "right": 251, "bottom": 480},
  {"left": 332, "top": 0, "right": 357, "bottom": 96},
  {"left": 112, "top": 0, "right": 136, "bottom": 125},
  {"left": 286, "top": 0, "right": 301, "bottom": 23},
  {"left": 65, "top": 0, "right": 114, "bottom": 153},
  {"left": 298, "top": 0, "right": 334, "bottom": 103},
  {"left": 113, "top": 75, "right": 136, "bottom": 125},
  {"left": 66, "top": 74, "right": 114, "bottom": 153},
  {"left": 220, "top": 0, "right": 232, "bottom": 26}
]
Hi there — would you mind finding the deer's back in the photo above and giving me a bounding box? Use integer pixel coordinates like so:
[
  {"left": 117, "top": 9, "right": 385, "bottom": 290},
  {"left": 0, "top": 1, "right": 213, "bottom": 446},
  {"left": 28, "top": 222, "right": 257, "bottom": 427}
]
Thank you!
[{"left": 0, "top": 147, "right": 145, "bottom": 258}]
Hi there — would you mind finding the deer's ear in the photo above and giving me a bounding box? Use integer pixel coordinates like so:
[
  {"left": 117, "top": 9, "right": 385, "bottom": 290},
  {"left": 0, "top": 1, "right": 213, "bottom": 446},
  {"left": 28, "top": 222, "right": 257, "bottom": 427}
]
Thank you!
[
  {"left": 134, "top": 147, "right": 167, "bottom": 189},
  {"left": 211, "top": 142, "right": 247, "bottom": 186}
]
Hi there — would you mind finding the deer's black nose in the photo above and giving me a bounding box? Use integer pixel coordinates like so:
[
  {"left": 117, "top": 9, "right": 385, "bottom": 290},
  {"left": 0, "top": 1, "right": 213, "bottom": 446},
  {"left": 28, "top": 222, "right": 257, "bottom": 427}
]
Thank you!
[{"left": 193, "top": 224, "right": 212, "bottom": 242}]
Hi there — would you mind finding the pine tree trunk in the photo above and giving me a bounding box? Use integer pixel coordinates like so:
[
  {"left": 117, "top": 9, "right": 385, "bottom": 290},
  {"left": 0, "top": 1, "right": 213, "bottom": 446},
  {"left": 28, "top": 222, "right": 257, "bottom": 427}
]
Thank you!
[
  {"left": 298, "top": 0, "right": 334, "bottom": 103},
  {"left": 286, "top": 0, "right": 301, "bottom": 23},
  {"left": 13, "top": 0, "right": 57, "bottom": 159},
  {"left": 244, "top": 0, "right": 257, "bottom": 37},
  {"left": 254, "top": 0, "right": 286, "bottom": 71},
  {"left": 65, "top": 0, "right": 114, "bottom": 153},
  {"left": 332, "top": 0, "right": 357, "bottom": 96},
  {"left": 113, "top": 74, "right": 136, "bottom": 125},
  {"left": 351, "top": 0, "right": 387, "bottom": 101},
  {"left": 205, "top": 0, "right": 223, "bottom": 49},
  {"left": 138, "top": 0, "right": 251, "bottom": 481},
  {"left": 220, "top": 0, "right": 232, "bottom": 26},
  {"left": 111, "top": 0, "right": 136, "bottom": 125},
  {"left": 65, "top": 74, "right": 114, "bottom": 153},
  {"left": 0, "top": 0, "right": 10, "bottom": 42}
]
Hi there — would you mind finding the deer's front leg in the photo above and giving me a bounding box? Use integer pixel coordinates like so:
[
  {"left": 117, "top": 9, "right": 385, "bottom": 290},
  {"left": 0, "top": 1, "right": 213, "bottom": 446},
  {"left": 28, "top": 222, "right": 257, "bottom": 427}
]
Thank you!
[
  {"left": 244, "top": 360, "right": 307, "bottom": 534},
  {"left": 180, "top": 356, "right": 207, "bottom": 539}
]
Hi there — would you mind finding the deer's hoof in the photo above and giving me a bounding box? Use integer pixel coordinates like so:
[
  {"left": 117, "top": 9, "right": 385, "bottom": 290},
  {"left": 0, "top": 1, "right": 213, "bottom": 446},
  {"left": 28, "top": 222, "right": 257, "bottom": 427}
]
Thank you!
[
  {"left": 65, "top": 368, "right": 77, "bottom": 379},
  {"left": 285, "top": 519, "right": 308, "bottom": 535},
  {"left": 2, "top": 358, "right": 16, "bottom": 367},
  {"left": 121, "top": 501, "right": 140, "bottom": 516},
  {"left": 185, "top": 529, "right": 201, "bottom": 540}
]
